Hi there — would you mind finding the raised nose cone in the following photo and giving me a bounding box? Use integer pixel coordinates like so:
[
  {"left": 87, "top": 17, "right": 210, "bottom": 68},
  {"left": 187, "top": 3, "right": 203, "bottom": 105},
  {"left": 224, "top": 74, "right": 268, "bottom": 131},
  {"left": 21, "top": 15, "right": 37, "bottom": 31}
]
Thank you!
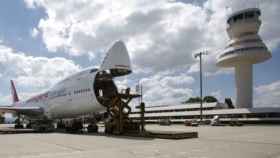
[{"left": 100, "top": 40, "right": 132, "bottom": 77}]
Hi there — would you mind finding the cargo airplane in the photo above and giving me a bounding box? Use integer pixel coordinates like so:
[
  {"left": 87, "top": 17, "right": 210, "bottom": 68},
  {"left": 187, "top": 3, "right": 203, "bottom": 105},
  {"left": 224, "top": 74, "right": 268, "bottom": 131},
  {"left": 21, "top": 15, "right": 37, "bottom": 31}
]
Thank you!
[{"left": 0, "top": 41, "right": 135, "bottom": 132}]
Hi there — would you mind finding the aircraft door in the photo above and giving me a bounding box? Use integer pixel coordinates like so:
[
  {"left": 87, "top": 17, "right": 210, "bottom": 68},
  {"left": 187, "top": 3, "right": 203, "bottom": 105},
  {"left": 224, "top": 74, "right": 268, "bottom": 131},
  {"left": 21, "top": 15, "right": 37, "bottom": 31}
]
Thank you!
[{"left": 93, "top": 71, "right": 118, "bottom": 108}]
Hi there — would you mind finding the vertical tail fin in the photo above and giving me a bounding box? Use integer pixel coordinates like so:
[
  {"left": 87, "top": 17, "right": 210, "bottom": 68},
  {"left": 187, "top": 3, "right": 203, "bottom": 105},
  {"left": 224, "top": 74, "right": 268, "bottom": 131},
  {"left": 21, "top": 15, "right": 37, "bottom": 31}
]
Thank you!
[{"left": 10, "top": 80, "right": 19, "bottom": 103}]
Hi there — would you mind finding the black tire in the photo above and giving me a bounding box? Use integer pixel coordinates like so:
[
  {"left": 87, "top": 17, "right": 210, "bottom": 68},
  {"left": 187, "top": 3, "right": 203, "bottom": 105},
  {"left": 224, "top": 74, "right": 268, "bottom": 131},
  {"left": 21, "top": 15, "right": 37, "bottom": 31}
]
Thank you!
[
  {"left": 87, "top": 124, "right": 98, "bottom": 133},
  {"left": 57, "top": 122, "right": 65, "bottom": 129},
  {"left": 26, "top": 123, "right": 32, "bottom": 129},
  {"left": 105, "top": 122, "right": 113, "bottom": 134},
  {"left": 15, "top": 124, "right": 24, "bottom": 129}
]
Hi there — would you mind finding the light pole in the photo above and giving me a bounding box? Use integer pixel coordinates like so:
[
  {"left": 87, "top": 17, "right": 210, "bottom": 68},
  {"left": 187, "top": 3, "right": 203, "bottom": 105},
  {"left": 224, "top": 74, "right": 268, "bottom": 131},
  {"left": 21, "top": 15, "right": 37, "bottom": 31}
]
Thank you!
[{"left": 194, "top": 51, "right": 208, "bottom": 122}]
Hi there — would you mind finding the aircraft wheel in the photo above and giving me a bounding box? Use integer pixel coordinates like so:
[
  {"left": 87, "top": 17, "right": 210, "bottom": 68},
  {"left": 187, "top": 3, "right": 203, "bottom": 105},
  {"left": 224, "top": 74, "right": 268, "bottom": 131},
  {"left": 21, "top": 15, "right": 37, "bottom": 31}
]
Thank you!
[
  {"left": 87, "top": 124, "right": 98, "bottom": 133},
  {"left": 26, "top": 123, "right": 32, "bottom": 129},
  {"left": 14, "top": 118, "right": 23, "bottom": 129},
  {"left": 104, "top": 122, "right": 113, "bottom": 134},
  {"left": 15, "top": 124, "right": 24, "bottom": 129},
  {"left": 57, "top": 121, "right": 65, "bottom": 129},
  {"left": 66, "top": 120, "right": 83, "bottom": 133}
]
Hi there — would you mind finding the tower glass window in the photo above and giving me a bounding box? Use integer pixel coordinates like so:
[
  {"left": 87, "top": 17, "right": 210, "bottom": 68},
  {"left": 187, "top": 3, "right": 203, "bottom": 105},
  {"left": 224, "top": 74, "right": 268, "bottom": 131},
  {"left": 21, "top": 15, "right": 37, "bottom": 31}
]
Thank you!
[
  {"left": 233, "top": 14, "right": 243, "bottom": 22},
  {"left": 245, "top": 12, "right": 255, "bottom": 19}
]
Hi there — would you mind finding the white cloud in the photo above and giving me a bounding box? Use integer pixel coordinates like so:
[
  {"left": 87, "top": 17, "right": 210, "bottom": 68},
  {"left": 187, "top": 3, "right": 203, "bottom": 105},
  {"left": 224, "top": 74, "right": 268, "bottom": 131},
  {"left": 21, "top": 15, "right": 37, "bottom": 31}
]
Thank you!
[
  {"left": 254, "top": 80, "right": 280, "bottom": 107},
  {"left": 24, "top": 0, "right": 208, "bottom": 69},
  {"left": 0, "top": 44, "right": 81, "bottom": 91},
  {"left": 140, "top": 71, "right": 194, "bottom": 106},
  {"left": 31, "top": 28, "right": 39, "bottom": 38},
  {"left": 24, "top": 0, "right": 37, "bottom": 9},
  {"left": 0, "top": 93, "right": 11, "bottom": 105},
  {"left": 21, "top": 0, "right": 280, "bottom": 105},
  {"left": 210, "top": 90, "right": 223, "bottom": 102},
  {"left": 25, "top": 0, "right": 280, "bottom": 74},
  {"left": 114, "top": 76, "right": 130, "bottom": 92}
]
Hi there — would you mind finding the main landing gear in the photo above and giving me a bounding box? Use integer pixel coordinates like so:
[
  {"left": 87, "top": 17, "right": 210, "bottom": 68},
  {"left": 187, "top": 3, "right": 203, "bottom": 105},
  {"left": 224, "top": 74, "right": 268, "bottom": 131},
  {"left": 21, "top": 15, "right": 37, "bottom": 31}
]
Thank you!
[
  {"left": 56, "top": 118, "right": 99, "bottom": 133},
  {"left": 29, "top": 118, "right": 55, "bottom": 132},
  {"left": 14, "top": 114, "right": 24, "bottom": 129}
]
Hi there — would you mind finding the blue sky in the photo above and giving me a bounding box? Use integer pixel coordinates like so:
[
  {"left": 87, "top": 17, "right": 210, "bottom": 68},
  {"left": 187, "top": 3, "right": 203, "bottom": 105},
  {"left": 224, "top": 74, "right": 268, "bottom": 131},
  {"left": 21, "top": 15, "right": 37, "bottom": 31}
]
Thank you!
[
  {"left": 0, "top": 1, "right": 46, "bottom": 55},
  {"left": 0, "top": 0, "right": 279, "bottom": 107}
]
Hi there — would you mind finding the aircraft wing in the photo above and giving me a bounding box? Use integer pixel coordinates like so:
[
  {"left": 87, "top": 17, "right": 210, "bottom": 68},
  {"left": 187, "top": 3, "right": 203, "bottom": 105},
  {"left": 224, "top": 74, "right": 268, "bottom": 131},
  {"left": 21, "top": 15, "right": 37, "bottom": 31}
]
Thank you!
[{"left": 0, "top": 106, "right": 43, "bottom": 115}]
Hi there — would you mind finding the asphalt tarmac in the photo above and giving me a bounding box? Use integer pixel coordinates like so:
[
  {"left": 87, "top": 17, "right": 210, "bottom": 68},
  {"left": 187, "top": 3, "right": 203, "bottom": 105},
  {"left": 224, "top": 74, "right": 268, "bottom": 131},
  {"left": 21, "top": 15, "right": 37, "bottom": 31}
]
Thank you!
[{"left": 0, "top": 124, "right": 279, "bottom": 158}]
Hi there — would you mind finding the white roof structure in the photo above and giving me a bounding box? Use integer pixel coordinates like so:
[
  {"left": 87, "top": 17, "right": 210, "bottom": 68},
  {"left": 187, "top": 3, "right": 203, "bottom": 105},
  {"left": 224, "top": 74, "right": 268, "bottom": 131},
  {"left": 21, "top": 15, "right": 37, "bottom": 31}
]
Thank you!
[
  {"left": 132, "top": 102, "right": 220, "bottom": 113},
  {"left": 130, "top": 107, "right": 280, "bottom": 118}
]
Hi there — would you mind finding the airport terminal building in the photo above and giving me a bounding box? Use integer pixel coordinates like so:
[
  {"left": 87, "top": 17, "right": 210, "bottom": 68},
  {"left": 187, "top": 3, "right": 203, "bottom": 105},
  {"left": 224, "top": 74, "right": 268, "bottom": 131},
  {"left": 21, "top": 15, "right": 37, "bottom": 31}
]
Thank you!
[
  {"left": 129, "top": 102, "right": 280, "bottom": 124},
  {"left": 129, "top": 8, "right": 280, "bottom": 125}
]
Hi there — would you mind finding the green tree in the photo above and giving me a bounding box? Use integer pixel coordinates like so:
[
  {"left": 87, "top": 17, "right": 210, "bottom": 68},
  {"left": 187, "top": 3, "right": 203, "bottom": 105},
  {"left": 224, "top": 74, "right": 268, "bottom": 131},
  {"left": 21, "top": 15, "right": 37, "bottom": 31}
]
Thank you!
[
  {"left": 183, "top": 97, "right": 202, "bottom": 103},
  {"left": 183, "top": 96, "right": 218, "bottom": 103},
  {"left": 203, "top": 96, "right": 218, "bottom": 103}
]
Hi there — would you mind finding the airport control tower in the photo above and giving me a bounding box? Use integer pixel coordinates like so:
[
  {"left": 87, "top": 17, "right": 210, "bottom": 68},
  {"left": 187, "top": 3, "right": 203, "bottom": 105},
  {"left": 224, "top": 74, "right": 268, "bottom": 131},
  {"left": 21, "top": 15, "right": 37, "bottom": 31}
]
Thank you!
[{"left": 217, "top": 8, "right": 271, "bottom": 108}]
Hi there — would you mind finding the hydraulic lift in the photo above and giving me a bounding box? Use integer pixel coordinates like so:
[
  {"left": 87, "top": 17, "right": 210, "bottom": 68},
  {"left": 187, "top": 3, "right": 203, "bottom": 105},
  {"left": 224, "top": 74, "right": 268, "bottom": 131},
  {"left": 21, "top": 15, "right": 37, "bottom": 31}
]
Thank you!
[
  {"left": 104, "top": 88, "right": 198, "bottom": 139},
  {"left": 105, "top": 88, "right": 141, "bottom": 135}
]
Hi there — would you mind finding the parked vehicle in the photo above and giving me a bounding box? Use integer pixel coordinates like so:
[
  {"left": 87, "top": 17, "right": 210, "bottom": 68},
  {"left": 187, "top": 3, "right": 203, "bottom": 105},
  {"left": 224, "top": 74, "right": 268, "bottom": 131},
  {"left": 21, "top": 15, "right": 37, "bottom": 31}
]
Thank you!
[
  {"left": 159, "top": 118, "right": 171, "bottom": 126},
  {"left": 184, "top": 119, "right": 199, "bottom": 126}
]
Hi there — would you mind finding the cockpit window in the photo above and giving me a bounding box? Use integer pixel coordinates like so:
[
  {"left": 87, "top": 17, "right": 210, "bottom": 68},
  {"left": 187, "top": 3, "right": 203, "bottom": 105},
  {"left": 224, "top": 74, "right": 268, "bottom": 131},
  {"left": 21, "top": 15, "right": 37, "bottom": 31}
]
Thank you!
[
  {"left": 245, "top": 12, "right": 255, "bottom": 19},
  {"left": 233, "top": 14, "right": 243, "bottom": 22}
]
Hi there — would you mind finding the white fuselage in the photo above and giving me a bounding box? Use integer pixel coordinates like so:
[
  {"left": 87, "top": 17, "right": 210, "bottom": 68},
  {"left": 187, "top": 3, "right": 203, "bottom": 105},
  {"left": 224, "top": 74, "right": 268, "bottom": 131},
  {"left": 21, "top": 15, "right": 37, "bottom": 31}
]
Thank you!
[
  {"left": 19, "top": 68, "right": 107, "bottom": 119},
  {"left": 1, "top": 40, "right": 132, "bottom": 122}
]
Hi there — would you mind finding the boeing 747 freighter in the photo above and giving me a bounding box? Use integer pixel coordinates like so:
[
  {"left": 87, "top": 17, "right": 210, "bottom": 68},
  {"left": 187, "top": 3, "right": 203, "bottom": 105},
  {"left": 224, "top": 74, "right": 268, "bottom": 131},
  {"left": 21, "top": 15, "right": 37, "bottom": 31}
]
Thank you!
[{"left": 0, "top": 41, "right": 137, "bottom": 133}]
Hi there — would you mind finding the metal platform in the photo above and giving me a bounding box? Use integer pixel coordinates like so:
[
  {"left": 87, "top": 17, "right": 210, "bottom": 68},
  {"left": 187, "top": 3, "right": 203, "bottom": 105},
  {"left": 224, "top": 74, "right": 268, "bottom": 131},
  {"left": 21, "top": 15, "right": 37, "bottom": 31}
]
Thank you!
[
  {"left": 0, "top": 127, "right": 198, "bottom": 140},
  {"left": 121, "top": 130, "right": 198, "bottom": 139},
  {"left": 144, "top": 131, "right": 198, "bottom": 139},
  {"left": 0, "top": 127, "right": 35, "bottom": 134}
]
